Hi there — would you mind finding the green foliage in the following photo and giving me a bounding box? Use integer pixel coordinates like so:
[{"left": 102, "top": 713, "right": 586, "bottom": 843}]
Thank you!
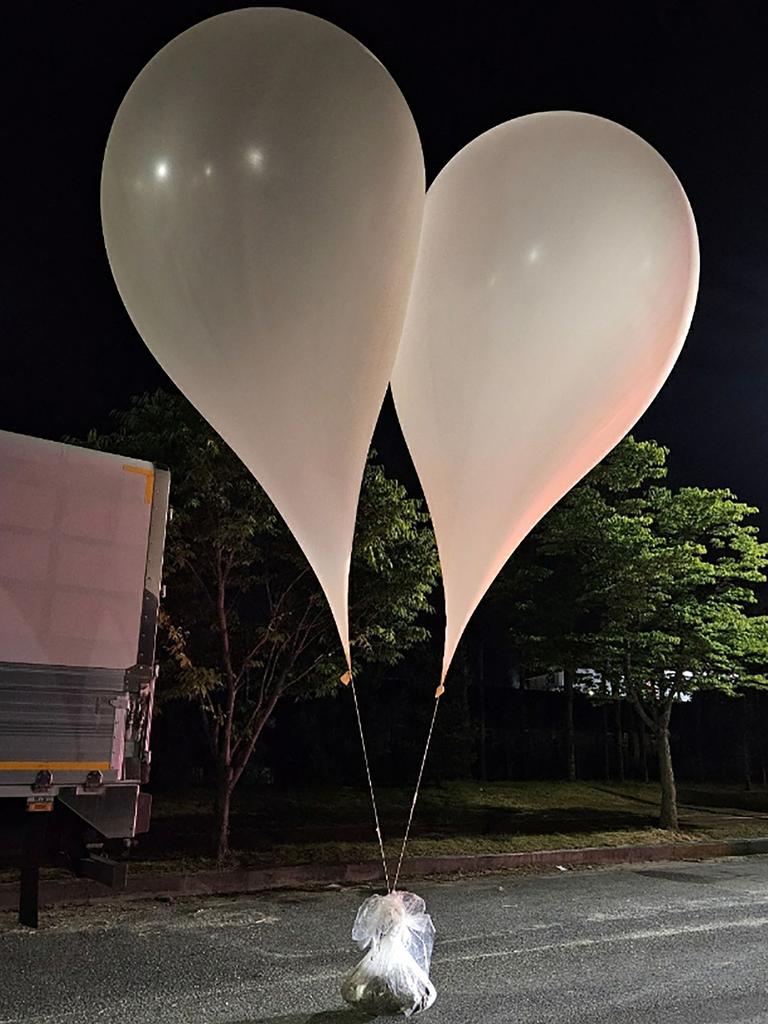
[
  {"left": 76, "top": 389, "right": 439, "bottom": 785},
  {"left": 501, "top": 436, "right": 768, "bottom": 707}
]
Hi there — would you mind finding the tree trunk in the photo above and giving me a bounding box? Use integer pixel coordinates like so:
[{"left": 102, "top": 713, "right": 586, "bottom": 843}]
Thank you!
[
  {"left": 631, "top": 730, "right": 641, "bottom": 779},
  {"left": 214, "top": 767, "right": 233, "bottom": 864},
  {"left": 564, "top": 666, "right": 576, "bottom": 782},
  {"left": 694, "top": 695, "right": 705, "bottom": 781},
  {"left": 519, "top": 674, "right": 528, "bottom": 780},
  {"left": 223, "top": 688, "right": 282, "bottom": 859},
  {"left": 657, "top": 707, "right": 678, "bottom": 830},
  {"left": 601, "top": 666, "right": 611, "bottom": 781},
  {"left": 214, "top": 564, "right": 237, "bottom": 866},
  {"left": 477, "top": 640, "right": 487, "bottom": 781},
  {"left": 614, "top": 695, "right": 625, "bottom": 782},
  {"left": 641, "top": 726, "right": 650, "bottom": 783},
  {"left": 742, "top": 696, "right": 752, "bottom": 792}
]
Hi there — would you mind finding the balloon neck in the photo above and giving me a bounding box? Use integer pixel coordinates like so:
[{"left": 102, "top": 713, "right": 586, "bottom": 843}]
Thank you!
[
  {"left": 435, "top": 681, "right": 445, "bottom": 699},
  {"left": 340, "top": 653, "right": 353, "bottom": 686}
]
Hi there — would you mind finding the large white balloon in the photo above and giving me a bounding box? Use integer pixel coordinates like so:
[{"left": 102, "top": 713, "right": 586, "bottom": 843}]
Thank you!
[
  {"left": 101, "top": 9, "right": 424, "bottom": 667},
  {"left": 391, "top": 111, "right": 699, "bottom": 690}
]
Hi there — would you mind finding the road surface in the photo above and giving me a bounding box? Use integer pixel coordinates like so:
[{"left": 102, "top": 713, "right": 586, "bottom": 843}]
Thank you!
[{"left": 2, "top": 857, "right": 768, "bottom": 1023}]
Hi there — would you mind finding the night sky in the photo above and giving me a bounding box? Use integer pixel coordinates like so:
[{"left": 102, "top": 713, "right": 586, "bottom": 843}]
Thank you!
[{"left": 5, "top": 1, "right": 768, "bottom": 525}]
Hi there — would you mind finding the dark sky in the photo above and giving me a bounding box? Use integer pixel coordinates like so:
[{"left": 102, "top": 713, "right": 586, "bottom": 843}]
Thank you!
[{"left": 5, "top": 1, "right": 768, "bottom": 522}]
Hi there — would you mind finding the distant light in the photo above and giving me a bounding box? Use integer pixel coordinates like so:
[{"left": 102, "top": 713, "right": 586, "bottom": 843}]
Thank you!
[
  {"left": 155, "top": 161, "right": 169, "bottom": 180},
  {"left": 527, "top": 246, "right": 541, "bottom": 265},
  {"left": 247, "top": 148, "right": 264, "bottom": 170},
  {"left": 204, "top": 164, "right": 213, "bottom": 177}
]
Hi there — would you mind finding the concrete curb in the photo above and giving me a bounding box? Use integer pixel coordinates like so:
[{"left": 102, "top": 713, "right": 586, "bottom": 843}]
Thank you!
[{"left": 3, "top": 836, "right": 768, "bottom": 911}]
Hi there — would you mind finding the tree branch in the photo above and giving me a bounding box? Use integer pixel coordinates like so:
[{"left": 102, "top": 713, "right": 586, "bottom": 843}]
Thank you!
[
  {"left": 629, "top": 689, "right": 656, "bottom": 733},
  {"left": 231, "top": 689, "right": 281, "bottom": 787}
]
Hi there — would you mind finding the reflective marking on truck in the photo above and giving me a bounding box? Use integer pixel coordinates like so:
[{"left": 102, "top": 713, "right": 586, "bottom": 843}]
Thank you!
[
  {"left": 0, "top": 762, "right": 111, "bottom": 771},
  {"left": 26, "top": 797, "right": 54, "bottom": 812},
  {"left": 122, "top": 464, "right": 155, "bottom": 504}
]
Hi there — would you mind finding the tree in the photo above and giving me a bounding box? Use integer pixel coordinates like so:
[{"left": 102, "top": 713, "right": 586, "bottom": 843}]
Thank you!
[
  {"left": 603, "top": 482, "right": 768, "bottom": 828},
  {"left": 501, "top": 437, "right": 768, "bottom": 828},
  {"left": 497, "top": 440, "right": 667, "bottom": 780},
  {"left": 78, "top": 391, "right": 439, "bottom": 862}
]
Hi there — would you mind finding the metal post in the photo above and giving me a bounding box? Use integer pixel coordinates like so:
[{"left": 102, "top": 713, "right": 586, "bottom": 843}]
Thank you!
[{"left": 19, "top": 807, "right": 49, "bottom": 928}]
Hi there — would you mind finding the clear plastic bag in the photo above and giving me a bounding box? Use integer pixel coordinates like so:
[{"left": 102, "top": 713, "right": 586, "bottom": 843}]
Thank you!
[{"left": 341, "top": 890, "right": 437, "bottom": 1017}]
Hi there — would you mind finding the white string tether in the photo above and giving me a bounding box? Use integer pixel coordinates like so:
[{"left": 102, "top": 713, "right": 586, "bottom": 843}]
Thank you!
[
  {"left": 391, "top": 694, "right": 441, "bottom": 892},
  {"left": 348, "top": 675, "right": 390, "bottom": 892},
  {"left": 345, "top": 670, "right": 443, "bottom": 894}
]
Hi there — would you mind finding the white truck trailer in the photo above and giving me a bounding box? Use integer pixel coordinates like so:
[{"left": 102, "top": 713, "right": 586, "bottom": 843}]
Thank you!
[{"left": 0, "top": 429, "right": 169, "bottom": 923}]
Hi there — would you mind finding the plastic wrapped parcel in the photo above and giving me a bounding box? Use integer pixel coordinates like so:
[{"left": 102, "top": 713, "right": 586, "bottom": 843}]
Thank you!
[{"left": 341, "top": 890, "right": 437, "bottom": 1016}]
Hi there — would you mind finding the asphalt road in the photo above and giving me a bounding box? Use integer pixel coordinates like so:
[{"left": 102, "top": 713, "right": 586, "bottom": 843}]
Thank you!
[{"left": 2, "top": 857, "right": 768, "bottom": 1024}]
